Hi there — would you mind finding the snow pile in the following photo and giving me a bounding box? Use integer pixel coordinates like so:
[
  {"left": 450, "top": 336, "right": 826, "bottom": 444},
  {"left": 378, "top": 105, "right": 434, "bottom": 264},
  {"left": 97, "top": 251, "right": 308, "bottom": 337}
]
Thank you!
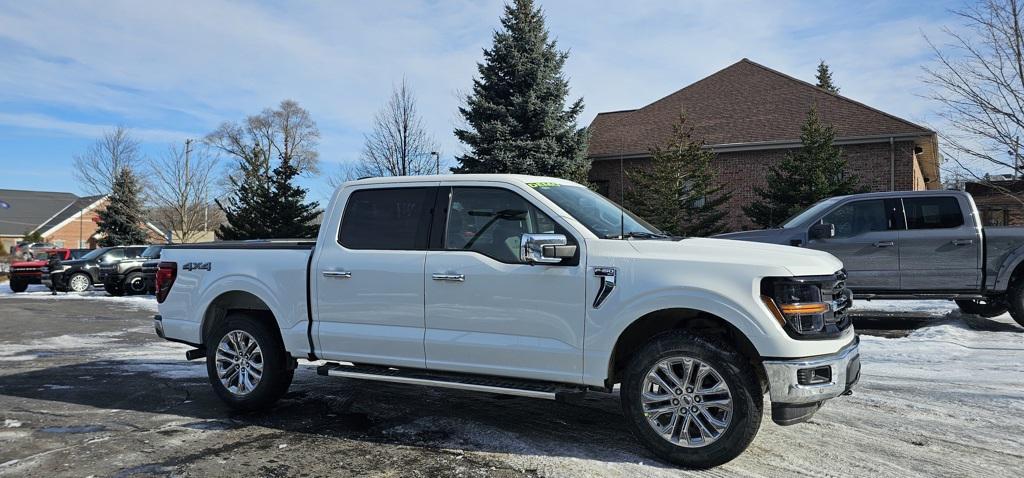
[{"left": 0, "top": 282, "right": 157, "bottom": 311}]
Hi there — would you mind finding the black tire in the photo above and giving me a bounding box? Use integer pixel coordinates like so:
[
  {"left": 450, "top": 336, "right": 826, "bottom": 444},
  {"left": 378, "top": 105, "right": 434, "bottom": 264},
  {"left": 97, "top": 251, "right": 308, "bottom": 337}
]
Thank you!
[
  {"left": 104, "top": 283, "right": 124, "bottom": 296},
  {"left": 1006, "top": 281, "right": 1024, "bottom": 328},
  {"left": 67, "top": 272, "right": 92, "bottom": 293},
  {"left": 955, "top": 299, "right": 1007, "bottom": 318},
  {"left": 9, "top": 280, "right": 28, "bottom": 293},
  {"left": 620, "top": 331, "right": 762, "bottom": 469},
  {"left": 123, "top": 272, "right": 146, "bottom": 295},
  {"left": 206, "top": 313, "right": 294, "bottom": 411}
]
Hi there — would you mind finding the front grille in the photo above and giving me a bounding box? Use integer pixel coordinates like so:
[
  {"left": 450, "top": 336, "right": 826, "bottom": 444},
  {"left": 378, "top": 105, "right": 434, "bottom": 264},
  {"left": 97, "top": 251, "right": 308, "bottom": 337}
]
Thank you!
[{"left": 829, "top": 269, "right": 853, "bottom": 331}]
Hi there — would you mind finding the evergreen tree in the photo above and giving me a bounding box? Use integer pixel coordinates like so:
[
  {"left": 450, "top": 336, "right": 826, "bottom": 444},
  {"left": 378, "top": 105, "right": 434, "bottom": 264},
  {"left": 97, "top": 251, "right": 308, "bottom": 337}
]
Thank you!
[
  {"left": 453, "top": 0, "right": 589, "bottom": 183},
  {"left": 624, "top": 115, "right": 731, "bottom": 237},
  {"left": 744, "top": 107, "right": 860, "bottom": 227},
  {"left": 217, "top": 146, "right": 321, "bottom": 240},
  {"left": 97, "top": 167, "right": 149, "bottom": 246},
  {"left": 265, "top": 154, "right": 320, "bottom": 238},
  {"left": 217, "top": 145, "right": 275, "bottom": 240},
  {"left": 815, "top": 60, "right": 839, "bottom": 93}
]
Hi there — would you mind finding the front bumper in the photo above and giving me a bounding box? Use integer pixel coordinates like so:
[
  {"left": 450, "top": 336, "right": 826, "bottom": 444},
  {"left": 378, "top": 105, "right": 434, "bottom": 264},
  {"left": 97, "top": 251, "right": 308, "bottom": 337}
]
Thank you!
[{"left": 764, "top": 336, "right": 860, "bottom": 404}]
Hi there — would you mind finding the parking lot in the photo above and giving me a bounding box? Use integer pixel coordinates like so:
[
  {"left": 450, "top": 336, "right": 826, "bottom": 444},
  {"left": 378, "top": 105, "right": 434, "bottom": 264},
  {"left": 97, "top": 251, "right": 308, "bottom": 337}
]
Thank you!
[{"left": 1, "top": 285, "right": 1022, "bottom": 477}]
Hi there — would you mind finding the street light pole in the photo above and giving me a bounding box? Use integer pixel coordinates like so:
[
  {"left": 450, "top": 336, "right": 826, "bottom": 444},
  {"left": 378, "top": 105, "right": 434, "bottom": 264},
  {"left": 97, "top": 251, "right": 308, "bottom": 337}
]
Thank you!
[{"left": 431, "top": 151, "right": 439, "bottom": 175}]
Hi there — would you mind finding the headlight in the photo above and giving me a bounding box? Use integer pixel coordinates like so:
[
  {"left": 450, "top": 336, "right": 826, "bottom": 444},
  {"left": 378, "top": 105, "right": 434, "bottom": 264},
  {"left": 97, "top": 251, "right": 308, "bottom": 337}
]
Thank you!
[{"left": 761, "top": 274, "right": 851, "bottom": 339}]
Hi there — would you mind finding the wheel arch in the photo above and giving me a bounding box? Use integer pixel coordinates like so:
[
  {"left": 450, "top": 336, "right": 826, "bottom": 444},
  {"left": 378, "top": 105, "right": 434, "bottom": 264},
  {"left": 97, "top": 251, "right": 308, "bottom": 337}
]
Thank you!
[
  {"left": 200, "top": 290, "right": 284, "bottom": 349},
  {"left": 605, "top": 308, "right": 765, "bottom": 390}
]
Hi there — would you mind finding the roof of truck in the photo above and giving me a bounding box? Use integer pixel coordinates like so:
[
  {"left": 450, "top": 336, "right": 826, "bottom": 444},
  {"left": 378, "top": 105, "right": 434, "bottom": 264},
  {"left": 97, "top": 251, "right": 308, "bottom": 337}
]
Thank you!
[{"left": 343, "top": 174, "right": 580, "bottom": 187}]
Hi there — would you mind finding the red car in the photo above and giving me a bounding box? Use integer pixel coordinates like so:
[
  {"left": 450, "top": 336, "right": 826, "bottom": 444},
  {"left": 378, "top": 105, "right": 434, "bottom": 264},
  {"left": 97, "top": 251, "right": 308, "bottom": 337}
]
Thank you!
[{"left": 8, "top": 248, "right": 72, "bottom": 293}]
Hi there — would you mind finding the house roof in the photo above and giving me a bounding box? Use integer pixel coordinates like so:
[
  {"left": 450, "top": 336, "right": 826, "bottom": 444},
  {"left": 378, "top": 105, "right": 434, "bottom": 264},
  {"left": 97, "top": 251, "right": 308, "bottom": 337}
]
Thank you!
[
  {"left": 0, "top": 189, "right": 85, "bottom": 237},
  {"left": 587, "top": 58, "right": 935, "bottom": 158},
  {"left": 35, "top": 195, "right": 106, "bottom": 236}
]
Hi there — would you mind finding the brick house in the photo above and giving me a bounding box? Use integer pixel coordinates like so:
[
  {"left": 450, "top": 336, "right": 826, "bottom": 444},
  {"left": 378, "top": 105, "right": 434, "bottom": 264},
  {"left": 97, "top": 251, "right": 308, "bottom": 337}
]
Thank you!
[
  {"left": 0, "top": 189, "right": 163, "bottom": 253},
  {"left": 964, "top": 179, "right": 1024, "bottom": 226},
  {"left": 587, "top": 59, "right": 941, "bottom": 231}
]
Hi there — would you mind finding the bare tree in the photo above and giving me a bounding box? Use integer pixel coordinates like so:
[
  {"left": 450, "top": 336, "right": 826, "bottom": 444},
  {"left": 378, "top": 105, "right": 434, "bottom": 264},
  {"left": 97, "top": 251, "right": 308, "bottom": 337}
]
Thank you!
[
  {"left": 147, "top": 140, "right": 219, "bottom": 243},
  {"left": 72, "top": 126, "right": 143, "bottom": 195},
  {"left": 206, "top": 99, "right": 321, "bottom": 181},
  {"left": 924, "top": 0, "right": 1024, "bottom": 204},
  {"left": 350, "top": 79, "right": 440, "bottom": 179}
]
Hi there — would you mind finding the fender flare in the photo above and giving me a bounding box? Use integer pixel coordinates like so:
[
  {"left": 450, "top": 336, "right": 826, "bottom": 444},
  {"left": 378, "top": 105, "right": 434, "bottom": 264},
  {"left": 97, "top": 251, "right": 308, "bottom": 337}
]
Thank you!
[{"left": 994, "top": 245, "right": 1024, "bottom": 291}]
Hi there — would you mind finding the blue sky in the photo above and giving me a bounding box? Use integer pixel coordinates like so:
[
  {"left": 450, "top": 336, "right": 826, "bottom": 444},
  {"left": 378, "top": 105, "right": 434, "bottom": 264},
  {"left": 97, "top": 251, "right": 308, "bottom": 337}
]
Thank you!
[{"left": 0, "top": 0, "right": 963, "bottom": 203}]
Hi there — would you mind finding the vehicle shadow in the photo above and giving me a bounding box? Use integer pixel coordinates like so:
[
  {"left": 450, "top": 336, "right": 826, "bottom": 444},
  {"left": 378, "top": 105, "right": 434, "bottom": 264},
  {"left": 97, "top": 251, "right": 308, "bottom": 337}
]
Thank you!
[
  {"left": 852, "top": 310, "right": 1023, "bottom": 337},
  {"left": 0, "top": 360, "right": 672, "bottom": 469}
]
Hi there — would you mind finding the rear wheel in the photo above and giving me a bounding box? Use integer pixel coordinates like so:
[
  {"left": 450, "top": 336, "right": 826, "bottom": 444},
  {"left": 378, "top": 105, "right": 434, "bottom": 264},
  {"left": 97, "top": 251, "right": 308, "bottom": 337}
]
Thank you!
[
  {"left": 620, "top": 331, "right": 762, "bottom": 469},
  {"left": 1006, "top": 281, "right": 1024, "bottom": 328},
  {"left": 124, "top": 272, "right": 146, "bottom": 295},
  {"left": 206, "top": 313, "right": 293, "bottom": 411},
  {"left": 955, "top": 299, "right": 1007, "bottom": 318},
  {"left": 9, "top": 280, "right": 28, "bottom": 293},
  {"left": 67, "top": 273, "right": 91, "bottom": 293}
]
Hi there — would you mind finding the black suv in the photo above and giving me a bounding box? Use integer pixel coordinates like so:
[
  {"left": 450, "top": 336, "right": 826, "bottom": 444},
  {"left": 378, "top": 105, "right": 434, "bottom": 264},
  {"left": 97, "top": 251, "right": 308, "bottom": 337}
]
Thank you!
[
  {"left": 44, "top": 246, "right": 148, "bottom": 292},
  {"left": 100, "top": 245, "right": 165, "bottom": 295}
]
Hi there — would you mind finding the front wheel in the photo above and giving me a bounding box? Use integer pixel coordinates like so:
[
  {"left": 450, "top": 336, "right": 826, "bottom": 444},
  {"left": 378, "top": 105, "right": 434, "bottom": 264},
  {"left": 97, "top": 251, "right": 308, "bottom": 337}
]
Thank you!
[
  {"left": 9, "top": 280, "right": 28, "bottom": 293},
  {"left": 206, "top": 313, "right": 293, "bottom": 411},
  {"left": 955, "top": 299, "right": 1007, "bottom": 318},
  {"left": 620, "top": 331, "right": 762, "bottom": 469},
  {"left": 67, "top": 273, "right": 92, "bottom": 293},
  {"left": 1005, "top": 281, "right": 1024, "bottom": 328}
]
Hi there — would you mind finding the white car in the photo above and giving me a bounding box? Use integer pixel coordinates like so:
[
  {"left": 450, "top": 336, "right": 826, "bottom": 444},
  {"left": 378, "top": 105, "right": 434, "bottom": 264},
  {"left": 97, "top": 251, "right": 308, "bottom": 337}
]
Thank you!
[{"left": 154, "top": 174, "right": 859, "bottom": 468}]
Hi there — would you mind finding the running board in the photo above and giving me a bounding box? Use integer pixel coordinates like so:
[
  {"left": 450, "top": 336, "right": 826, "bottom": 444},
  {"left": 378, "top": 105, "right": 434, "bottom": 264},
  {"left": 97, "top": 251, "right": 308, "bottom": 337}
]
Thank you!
[{"left": 316, "top": 362, "right": 585, "bottom": 400}]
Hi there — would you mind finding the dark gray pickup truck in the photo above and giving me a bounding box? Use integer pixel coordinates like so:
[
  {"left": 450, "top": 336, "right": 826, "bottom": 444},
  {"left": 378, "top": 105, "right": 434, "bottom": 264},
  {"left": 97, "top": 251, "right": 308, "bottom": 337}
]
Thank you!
[{"left": 718, "top": 190, "right": 1024, "bottom": 327}]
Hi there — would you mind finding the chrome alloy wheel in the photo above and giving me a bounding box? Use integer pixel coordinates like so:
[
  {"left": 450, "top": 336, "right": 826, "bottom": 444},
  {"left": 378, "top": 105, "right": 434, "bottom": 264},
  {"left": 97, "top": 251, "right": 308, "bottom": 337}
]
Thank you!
[
  {"left": 215, "top": 330, "right": 264, "bottom": 396},
  {"left": 68, "top": 274, "right": 91, "bottom": 292},
  {"left": 640, "top": 356, "right": 733, "bottom": 448}
]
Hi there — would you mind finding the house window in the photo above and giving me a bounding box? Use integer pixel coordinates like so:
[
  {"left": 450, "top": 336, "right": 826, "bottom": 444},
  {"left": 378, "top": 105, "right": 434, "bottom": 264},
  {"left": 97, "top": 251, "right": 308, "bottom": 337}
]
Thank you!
[
  {"left": 981, "top": 208, "right": 1009, "bottom": 226},
  {"left": 54, "top": 240, "right": 65, "bottom": 247}
]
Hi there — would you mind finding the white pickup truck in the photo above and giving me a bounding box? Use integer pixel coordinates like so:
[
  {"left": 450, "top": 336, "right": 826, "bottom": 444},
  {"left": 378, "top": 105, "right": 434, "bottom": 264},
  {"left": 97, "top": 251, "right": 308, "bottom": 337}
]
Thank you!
[{"left": 154, "top": 174, "right": 859, "bottom": 468}]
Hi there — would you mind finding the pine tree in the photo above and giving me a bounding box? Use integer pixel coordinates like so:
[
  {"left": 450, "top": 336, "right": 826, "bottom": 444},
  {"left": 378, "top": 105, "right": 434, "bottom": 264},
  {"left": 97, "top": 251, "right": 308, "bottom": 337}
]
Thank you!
[
  {"left": 744, "top": 107, "right": 860, "bottom": 227},
  {"left": 97, "top": 167, "right": 149, "bottom": 246},
  {"left": 815, "top": 60, "right": 839, "bottom": 93},
  {"left": 624, "top": 115, "right": 731, "bottom": 237},
  {"left": 217, "top": 145, "right": 275, "bottom": 240},
  {"left": 265, "top": 154, "right": 320, "bottom": 238},
  {"left": 453, "top": 0, "right": 589, "bottom": 183},
  {"left": 217, "top": 146, "right": 321, "bottom": 240}
]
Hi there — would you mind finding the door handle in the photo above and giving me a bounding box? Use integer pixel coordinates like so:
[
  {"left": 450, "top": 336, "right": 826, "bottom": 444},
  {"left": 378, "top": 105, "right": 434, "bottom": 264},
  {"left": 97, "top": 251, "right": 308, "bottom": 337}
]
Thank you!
[
  {"left": 432, "top": 273, "right": 465, "bottom": 282},
  {"left": 873, "top": 241, "right": 895, "bottom": 248},
  {"left": 952, "top": 239, "right": 974, "bottom": 246},
  {"left": 322, "top": 270, "right": 352, "bottom": 279}
]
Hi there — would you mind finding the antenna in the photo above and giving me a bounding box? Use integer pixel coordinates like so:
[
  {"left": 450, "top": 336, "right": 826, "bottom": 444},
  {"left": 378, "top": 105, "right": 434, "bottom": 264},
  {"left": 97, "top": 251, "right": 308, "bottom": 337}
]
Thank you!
[{"left": 619, "top": 154, "right": 625, "bottom": 239}]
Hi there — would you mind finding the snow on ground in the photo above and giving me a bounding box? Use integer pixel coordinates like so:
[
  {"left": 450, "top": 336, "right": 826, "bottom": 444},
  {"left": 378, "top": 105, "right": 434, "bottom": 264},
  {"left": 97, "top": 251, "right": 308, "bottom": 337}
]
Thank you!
[{"left": 0, "top": 282, "right": 157, "bottom": 311}]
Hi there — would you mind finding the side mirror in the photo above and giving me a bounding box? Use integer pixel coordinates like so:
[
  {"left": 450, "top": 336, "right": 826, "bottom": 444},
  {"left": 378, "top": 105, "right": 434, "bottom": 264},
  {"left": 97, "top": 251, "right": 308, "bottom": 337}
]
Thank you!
[
  {"left": 521, "top": 233, "right": 576, "bottom": 264},
  {"left": 809, "top": 223, "right": 836, "bottom": 240}
]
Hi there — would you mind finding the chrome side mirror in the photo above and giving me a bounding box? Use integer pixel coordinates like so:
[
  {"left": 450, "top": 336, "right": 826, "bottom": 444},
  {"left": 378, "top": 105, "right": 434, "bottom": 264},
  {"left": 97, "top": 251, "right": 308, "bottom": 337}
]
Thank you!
[{"left": 520, "top": 233, "right": 576, "bottom": 264}]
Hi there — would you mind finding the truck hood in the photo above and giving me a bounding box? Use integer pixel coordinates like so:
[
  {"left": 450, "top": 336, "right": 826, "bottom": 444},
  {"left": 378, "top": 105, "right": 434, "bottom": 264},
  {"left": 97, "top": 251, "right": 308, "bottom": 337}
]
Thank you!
[
  {"left": 11, "top": 260, "right": 47, "bottom": 268},
  {"left": 713, "top": 228, "right": 792, "bottom": 244},
  {"left": 628, "top": 237, "right": 843, "bottom": 277}
]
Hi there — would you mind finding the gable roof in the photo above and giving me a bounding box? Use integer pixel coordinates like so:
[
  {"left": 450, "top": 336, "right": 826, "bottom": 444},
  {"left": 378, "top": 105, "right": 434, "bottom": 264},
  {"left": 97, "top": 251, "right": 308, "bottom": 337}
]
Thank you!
[
  {"left": 36, "top": 195, "right": 107, "bottom": 237},
  {"left": 587, "top": 58, "right": 934, "bottom": 158},
  {"left": 0, "top": 189, "right": 83, "bottom": 237}
]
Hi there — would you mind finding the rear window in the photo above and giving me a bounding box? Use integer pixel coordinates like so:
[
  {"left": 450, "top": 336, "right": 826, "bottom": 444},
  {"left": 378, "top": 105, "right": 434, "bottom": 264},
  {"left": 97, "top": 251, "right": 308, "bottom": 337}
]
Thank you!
[
  {"left": 904, "top": 197, "right": 964, "bottom": 229},
  {"left": 338, "top": 187, "right": 434, "bottom": 250}
]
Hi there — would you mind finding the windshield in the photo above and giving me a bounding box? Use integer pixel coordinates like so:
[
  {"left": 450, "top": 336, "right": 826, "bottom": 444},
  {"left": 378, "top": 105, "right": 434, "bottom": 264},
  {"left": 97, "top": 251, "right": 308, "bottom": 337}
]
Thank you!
[
  {"left": 780, "top": 197, "right": 843, "bottom": 228},
  {"left": 141, "top": 245, "right": 163, "bottom": 258},
  {"left": 529, "top": 183, "right": 663, "bottom": 239},
  {"left": 79, "top": 247, "right": 110, "bottom": 261}
]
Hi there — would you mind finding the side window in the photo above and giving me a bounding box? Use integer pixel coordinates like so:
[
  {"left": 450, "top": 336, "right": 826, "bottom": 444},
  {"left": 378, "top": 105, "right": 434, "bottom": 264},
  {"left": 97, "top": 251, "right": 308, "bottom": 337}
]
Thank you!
[
  {"left": 128, "top": 247, "right": 146, "bottom": 258},
  {"left": 103, "top": 248, "right": 125, "bottom": 262},
  {"left": 904, "top": 197, "right": 964, "bottom": 229},
  {"left": 822, "top": 200, "right": 890, "bottom": 238},
  {"left": 339, "top": 187, "right": 434, "bottom": 250},
  {"left": 445, "top": 187, "right": 567, "bottom": 263}
]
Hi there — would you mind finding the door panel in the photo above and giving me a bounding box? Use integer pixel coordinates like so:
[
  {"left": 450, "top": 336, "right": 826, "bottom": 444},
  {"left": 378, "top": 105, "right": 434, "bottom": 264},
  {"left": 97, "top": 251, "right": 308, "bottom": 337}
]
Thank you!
[
  {"left": 423, "top": 186, "right": 586, "bottom": 383},
  {"left": 806, "top": 199, "right": 900, "bottom": 290},
  {"left": 898, "top": 196, "right": 982, "bottom": 290},
  {"left": 315, "top": 186, "right": 436, "bottom": 368}
]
